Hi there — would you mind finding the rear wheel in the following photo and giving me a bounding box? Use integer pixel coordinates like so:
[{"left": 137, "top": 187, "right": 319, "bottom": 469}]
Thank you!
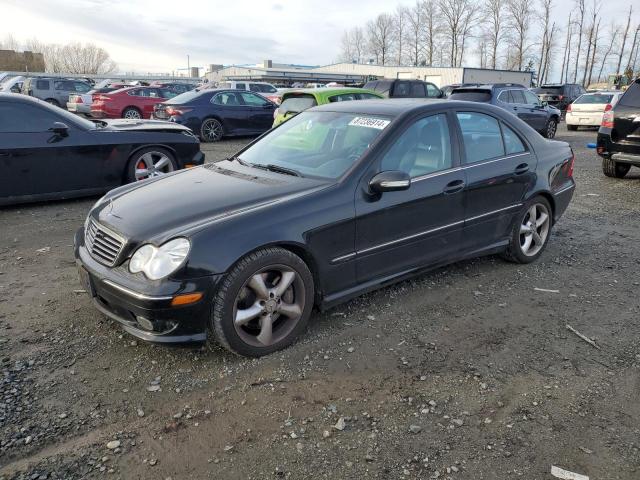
[
  {"left": 567, "top": 124, "right": 578, "bottom": 131},
  {"left": 211, "top": 247, "right": 314, "bottom": 357},
  {"left": 544, "top": 118, "right": 558, "bottom": 138},
  {"left": 122, "top": 107, "right": 142, "bottom": 119},
  {"left": 126, "top": 148, "right": 176, "bottom": 183},
  {"left": 602, "top": 157, "right": 630, "bottom": 178},
  {"left": 502, "top": 196, "right": 552, "bottom": 264},
  {"left": 200, "top": 118, "right": 224, "bottom": 142}
]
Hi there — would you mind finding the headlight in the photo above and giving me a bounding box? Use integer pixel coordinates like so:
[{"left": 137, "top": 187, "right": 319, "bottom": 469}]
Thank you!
[{"left": 129, "top": 238, "right": 190, "bottom": 280}]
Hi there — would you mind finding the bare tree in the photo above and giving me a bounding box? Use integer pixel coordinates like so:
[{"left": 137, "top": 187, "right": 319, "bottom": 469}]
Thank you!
[
  {"left": 367, "top": 13, "right": 395, "bottom": 65},
  {"left": 505, "top": 0, "right": 533, "bottom": 70},
  {"left": 586, "top": 18, "right": 601, "bottom": 87},
  {"left": 581, "top": 0, "right": 601, "bottom": 87},
  {"left": 339, "top": 30, "right": 356, "bottom": 63},
  {"left": 438, "top": 0, "right": 476, "bottom": 67},
  {"left": 423, "top": 0, "right": 441, "bottom": 66},
  {"left": 537, "top": 0, "right": 554, "bottom": 84},
  {"left": 405, "top": 2, "right": 425, "bottom": 66},
  {"left": 339, "top": 27, "right": 367, "bottom": 63},
  {"left": 542, "top": 22, "right": 558, "bottom": 83},
  {"left": 23, "top": 39, "right": 116, "bottom": 74},
  {"left": 484, "top": 0, "right": 505, "bottom": 69},
  {"left": 572, "top": 0, "right": 586, "bottom": 82},
  {"left": 394, "top": 6, "right": 408, "bottom": 65},
  {"left": 560, "top": 13, "right": 572, "bottom": 83},
  {"left": 626, "top": 25, "right": 639, "bottom": 73},
  {"left": 596, "top": 23, "right": 620, "bottom": 82},
  {"left": 616, "top": 6, "right": 633, "bottom": 74},
  {"left": 352, "top": 27, "right": 367, "bottom": 64},
  {"left": 0, "top": 34, "right": 20, "bottom": 51}
]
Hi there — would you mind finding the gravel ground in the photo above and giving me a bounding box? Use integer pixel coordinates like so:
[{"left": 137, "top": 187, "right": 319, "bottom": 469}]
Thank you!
[{"left": 1, "top": 126, "right": 639, "bottom": 480}]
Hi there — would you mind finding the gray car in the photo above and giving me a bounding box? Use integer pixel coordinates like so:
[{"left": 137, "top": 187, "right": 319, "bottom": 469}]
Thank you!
[
  {"left": 449, "top": 84, "right": 562, "bottom": 139},
  {"left": 22, "top": 77, "right": 91, "bottom": 108}
]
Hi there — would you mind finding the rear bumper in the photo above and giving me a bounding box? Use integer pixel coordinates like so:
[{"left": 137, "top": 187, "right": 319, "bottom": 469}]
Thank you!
[
  {"left": 596, "top": 131, "right": 640, "bottom": 162},
  {"left": 67, "top": 103, "right": 91, "bottom": 114},
  {"left": 565, "top": 112, "right": 602, "bottom": 126},
  {"left": 552, "top": 181, "right": 575, "bottom": 222},
  {"left": 74, "top": 228, "right": 221, "bottom": 343}
]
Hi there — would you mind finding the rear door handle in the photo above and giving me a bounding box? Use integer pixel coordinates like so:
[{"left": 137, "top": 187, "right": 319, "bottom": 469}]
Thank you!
[
  {"left": 443, "top": 179, "right": 465, "bottom": 194},
  {"left": 514, "top": 163, "right": 529, "bottom": 175}
]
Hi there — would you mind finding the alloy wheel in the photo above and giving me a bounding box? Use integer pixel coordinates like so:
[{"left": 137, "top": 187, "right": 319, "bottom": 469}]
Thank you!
[
  {"left": 519, "top": 203, "right": 550, "bottom": 257},
  {"left": 124, "top": 109, "right": 142, "bottom": 119},
  {"left": 233, "top": 266, "right": 305, "bottom": 347},
  {"left": 546, "top": 120, "right": 557, "bottom": 138},
  {"left": 134, "top": 151, "right": 175, "bottom": 181},
  {"left": 202, "top": 119, "right": 223, "bottom": 142}
]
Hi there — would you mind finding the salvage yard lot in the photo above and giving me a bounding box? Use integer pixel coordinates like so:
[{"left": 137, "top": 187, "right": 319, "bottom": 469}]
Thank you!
[{"left": 1, "top": 127, "right": 639, "bottom": 479}]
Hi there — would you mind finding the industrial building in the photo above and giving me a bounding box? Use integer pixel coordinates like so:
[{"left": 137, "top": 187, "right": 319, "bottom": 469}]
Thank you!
[
  {"left": 0, "top": 49, "right": 45, "bottom": 72},
  {"left": 204, "top": 60, "right": 534, "bottom": 88}
]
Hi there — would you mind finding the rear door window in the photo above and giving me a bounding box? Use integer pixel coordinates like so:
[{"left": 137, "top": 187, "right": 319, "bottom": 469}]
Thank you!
[
  {"left": 510, "top": 90, "right": 527, "bottom": 104},
  {"left": 212, "top": 92, "right": 242, "bottom": 106},
  {"left": 410, "top": 82, "right": 426, "bottom": 97},
  {"left": 35, "top": 79, "right": 50, "bottom": 90},
  {"left": 393, "top": 82, "right": 411, "bottom": 97},
  {"left": 239, "top": 92, "right": 269, "bottom": 106},
  {"left": 618, "top": 82, "right": 640, "bottom": 107},
  {"left": 456, "top": 112, "right": 505, "bottom": 164},
  {"left": 501, "top": 123, "right": 527, "bottom": 155}
]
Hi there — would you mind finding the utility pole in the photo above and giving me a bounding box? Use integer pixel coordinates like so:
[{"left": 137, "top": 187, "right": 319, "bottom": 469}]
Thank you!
[{"left": 187, "top": 55, "right": 190, "bottom": 75}]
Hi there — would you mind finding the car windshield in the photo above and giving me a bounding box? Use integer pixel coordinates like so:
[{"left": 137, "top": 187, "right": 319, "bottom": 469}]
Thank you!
[
  {"left": 41, "top": 100, "right": 98, "bottom": 129},
  {"left": 238, "top": 111, "right": 390, "bottom": 179},
  {"left": 574, "top": 94, "right": 614, "bottom": 104}
]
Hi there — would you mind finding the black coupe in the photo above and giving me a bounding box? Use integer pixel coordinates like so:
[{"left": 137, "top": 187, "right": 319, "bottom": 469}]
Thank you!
[
  {"left": 75, "top": 99, "right": 575, "bottom": 357},
  {"left": 0, "top": 93, "right": 204, "bottom": 206}
]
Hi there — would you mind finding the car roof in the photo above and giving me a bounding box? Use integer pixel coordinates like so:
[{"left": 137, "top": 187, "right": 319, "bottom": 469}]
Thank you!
[
  {"left": 283, "top": 88, "right": 382, "bottom": 100},
  {"left": 311, "top": 98, "right": 458, "bottom": 117}
]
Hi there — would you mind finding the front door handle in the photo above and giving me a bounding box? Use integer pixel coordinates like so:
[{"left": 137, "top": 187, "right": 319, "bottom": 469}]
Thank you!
[
  {"left": 514, "top": 163, "right": 529, "bottom": 175},
  {"left": 443, "top": 179, "right": 465, "bottom": 194}
]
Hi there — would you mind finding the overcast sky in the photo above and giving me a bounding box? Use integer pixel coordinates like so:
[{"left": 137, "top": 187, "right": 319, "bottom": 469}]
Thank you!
[{"left": 3, "top": 0, "right": 638, "bottom": 77}]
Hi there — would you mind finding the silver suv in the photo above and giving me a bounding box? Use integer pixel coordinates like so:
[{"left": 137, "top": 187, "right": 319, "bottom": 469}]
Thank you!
[{"left": 22, "top": 77, "right": 91, "bottom": 108}]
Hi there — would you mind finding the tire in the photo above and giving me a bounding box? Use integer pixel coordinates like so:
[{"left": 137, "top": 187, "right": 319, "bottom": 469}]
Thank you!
[
  {"left": 211, "top": 247, "right": 315, "bottom": 357},
  {"left": 567, "top": 124, "right": 578, "bottom": 131},
  {"left": 122, "top": 107, "right": 142, "bottom": 119},
  {"left": 544, "top": 118, "right": 558, "bottom": 139},
  {"left": 45, "top": 98, "right": 60, "bottom": 107},
  {"left": 126, "top": 147, "right": 177, "bottom": 183},
  {"left": 602, "top": 157, "right": 630, "bottom": 178},
  {"left": 502, "top": 196, "right": 553, "bottom": 264},
  {"left": 200, "top": 118, "right": 224, "bottom": 143}
]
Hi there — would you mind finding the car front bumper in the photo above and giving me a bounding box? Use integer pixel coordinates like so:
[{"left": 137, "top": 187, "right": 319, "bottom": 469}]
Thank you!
[{"left": 74, "top": 228, "right": 221, "bottom": 343}]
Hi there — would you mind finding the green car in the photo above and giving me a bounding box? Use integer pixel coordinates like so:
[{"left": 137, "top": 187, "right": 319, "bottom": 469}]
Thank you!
[{"left": 273, "top": 88, "right": 384, "bottom": 127}]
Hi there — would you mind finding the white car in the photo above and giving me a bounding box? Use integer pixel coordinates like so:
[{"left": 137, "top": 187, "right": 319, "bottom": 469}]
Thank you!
[
  {"left": 217, "top": 81, "right": 279, "bottom": 102},
  {"left": 566, "top": 91, "right": 624, "bottom": 130}
]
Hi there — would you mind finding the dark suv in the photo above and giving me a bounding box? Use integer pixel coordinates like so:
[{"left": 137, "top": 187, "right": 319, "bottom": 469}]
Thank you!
[
  {"left": 596, "top": 78, "right": 640, "bottom": 178},
  {"left": 363, "top": 79, "right": 443, "bottom": 99},
  {"left": 449, "top": 84, "right": 561, "bottom": 138},
  {"left": 532, "top": 84, "right": 585, "bottom": 111}
]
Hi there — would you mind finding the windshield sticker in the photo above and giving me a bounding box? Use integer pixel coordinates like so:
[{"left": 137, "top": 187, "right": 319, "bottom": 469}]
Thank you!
[{"left": 348, "top": 117, "right": 390, "bottom": 130}]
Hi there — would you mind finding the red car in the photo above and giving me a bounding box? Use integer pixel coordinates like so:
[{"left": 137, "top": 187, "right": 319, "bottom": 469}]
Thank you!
[{"left": 91, "top": 87, "right": 177, "bottom": 119}]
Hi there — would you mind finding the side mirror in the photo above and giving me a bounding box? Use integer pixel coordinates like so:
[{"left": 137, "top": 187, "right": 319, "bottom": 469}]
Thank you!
[
  {"left": 369, "top": 170, "right": 411, "bottom": 193},
  {"left": 49, "top": 122, "right": 69, "bottom": 137}
]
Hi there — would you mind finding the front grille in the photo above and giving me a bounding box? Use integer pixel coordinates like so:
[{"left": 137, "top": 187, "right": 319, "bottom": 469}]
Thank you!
[{"left": 85, "top": 219, "right": 126, "bottom": 267}]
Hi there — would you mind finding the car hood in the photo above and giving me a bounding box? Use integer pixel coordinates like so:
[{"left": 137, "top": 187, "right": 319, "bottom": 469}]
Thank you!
[
  {"left": 97, "top": 118, "right": 192, "bottom": 133},
  {"left": 93, "top": 161, "right": 329, "bottom": 242}
]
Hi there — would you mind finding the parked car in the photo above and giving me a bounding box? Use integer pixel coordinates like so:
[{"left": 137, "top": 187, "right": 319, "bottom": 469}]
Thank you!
[
  {"left": 91, "top": 87, "right": 178, "bottom": 119},
  {"left": 0, "top": 93, "right": 204, "bottom": 206},
  {"left": 153, "top": 89, "right": 277, "bottom": 142},
  {"left": 596, "top": 78, "right": 640, "bottom": 178},
  {"left": 565, "top": 91, "right": 624, "bottom": 130},
  {"left": 75, "top": 98, "right": 574, "bottom": 356},
  {"left": 0, "top": 75, "right": 25, "bottom": 93},
  {"left": 67, "top": 87, "right": 121, "bottom": 116},
  {"left": 217, "top": 81, "right": 280, "bottom": 102},
  {"left": 363, "top": 79, "right": 443, "bottom": 99},
  {"left": 21, "top": 77, "right": 92, "bottom": 108},
  {"left": 150, "top": 82, "right": 198, "bottom": 94},
  {"left": 273, "top": 88, "right": 383, "bottom": 127},
  {"left": 449, "top": 84, "right": 561, "bottom": 139},
  {"left": 532, "top": 84, "right": 586, "bottom": 111}
]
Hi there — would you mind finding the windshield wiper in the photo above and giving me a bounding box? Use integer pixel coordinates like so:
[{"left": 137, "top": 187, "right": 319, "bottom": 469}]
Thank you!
[
  {"left": 251, "top": 163, "right": 301, "bottom": 177},
  {"left": 228, "top": 155, "right": 248, "bottom": 166}
]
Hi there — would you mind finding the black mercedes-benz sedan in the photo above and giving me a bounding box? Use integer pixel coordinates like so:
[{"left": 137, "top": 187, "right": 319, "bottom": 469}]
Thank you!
[
  {"left": 74, "top": 99, "right": 575, "bottom": 357},
  {"left": 0, "top": 93, "right": 204, "bottom": 206}
]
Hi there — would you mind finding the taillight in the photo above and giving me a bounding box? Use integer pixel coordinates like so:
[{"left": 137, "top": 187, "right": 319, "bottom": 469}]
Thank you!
[
  {"left": 604, "top": 103, "right": 612, "bottom": 112},
  {"left": 97, "top": 95, "right": 111, "bottom": 101},
  {"left": 76, "top": 96, "right": 83, "bottom": 104},
  {"left": 601, "top": 109, "right": 614, "bottom": 128},
  {"left": 165, "top": 106, "right": 192, "bottom": 116},
  {"left": 567, "top": 153, "right": 575, "bottom": 178},
  {"left": 566, "top": 103, "right": 572, "bottom": 112},
  {"left": 559, "top": 95, "right": 564, "bottom": 100}
]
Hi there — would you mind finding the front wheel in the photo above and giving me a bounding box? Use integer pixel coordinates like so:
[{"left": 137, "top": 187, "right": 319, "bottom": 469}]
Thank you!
[
  {"left": 544, "top": 118, "right": 558, "bottom": 139},
  {"left": 122, "top": 107, "right": 142, "bottom": 119},
  {"left": 126, "top": 148, "right": 176, "bottom": 183},
  {"left": 602, "top": 157, "right": 630, "bottom": 178},
  {"left": 45, "top": 98, "right": 60, "bottom": 107},
  {"left": 502, "top": 197, "right": 552, "bottom": 264},
  {"left": 211, "top": 247, "right": 314, "bottom": 357}
]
